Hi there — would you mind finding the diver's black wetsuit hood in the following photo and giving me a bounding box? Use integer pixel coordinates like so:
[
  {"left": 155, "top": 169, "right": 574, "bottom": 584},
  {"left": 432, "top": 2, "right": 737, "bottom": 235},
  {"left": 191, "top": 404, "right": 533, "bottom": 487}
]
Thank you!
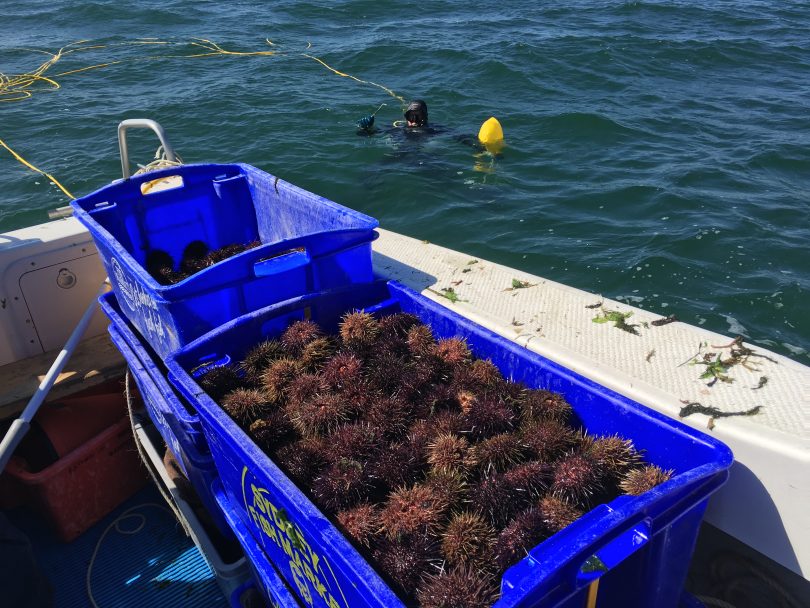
[{"left": 405, "top": 100, "right": 428, "bottom": 127}]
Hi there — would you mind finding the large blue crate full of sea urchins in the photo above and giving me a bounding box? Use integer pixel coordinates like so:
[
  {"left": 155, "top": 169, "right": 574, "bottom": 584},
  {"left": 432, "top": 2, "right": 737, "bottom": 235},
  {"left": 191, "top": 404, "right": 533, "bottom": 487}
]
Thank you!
[
  {"left": 166, "top": 279, "right": 733, "bottom": 608},
  {"left": 71, "top": 163, "right": 378, "bottom": 358}
]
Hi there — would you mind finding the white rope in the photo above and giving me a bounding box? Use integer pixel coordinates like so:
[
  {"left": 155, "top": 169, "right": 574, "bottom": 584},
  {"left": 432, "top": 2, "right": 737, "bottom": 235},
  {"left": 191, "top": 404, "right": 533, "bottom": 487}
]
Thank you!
[{"left": 85, "top": 502, "right": 173, "bottom": 608}]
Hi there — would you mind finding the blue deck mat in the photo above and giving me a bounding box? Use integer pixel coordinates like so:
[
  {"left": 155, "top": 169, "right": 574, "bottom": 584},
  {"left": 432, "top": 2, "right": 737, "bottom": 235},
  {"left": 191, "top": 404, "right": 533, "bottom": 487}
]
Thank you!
[{"left": 7, "top": 483, "right": 227, "bottom": 608}]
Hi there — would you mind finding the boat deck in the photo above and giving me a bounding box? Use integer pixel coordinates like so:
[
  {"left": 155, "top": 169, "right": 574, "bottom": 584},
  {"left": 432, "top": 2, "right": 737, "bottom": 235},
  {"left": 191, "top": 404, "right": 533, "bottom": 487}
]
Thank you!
[{"left": 373, "top": 228, "right": 810, "bottom": 578}]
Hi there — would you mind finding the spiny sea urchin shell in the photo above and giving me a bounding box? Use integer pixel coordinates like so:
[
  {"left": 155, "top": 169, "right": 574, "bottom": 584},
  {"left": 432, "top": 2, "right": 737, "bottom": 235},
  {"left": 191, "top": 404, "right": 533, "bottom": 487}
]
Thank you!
[
  {"left": 378, "top": 312, "right": 421, "bottom": 340},
  {"left": 280, "top": 319, "right": 323, "bottom": 355},
  {"left": 431, "top": 337, "right": 472, "bottom": 368},
  {"left": 503, "top": 461, "right": 552, "bottom": 499},
  {"left": 466, "top": 433, "right": 527, "bottom": 476},
  {"left": 520, "top": 389, "right": 573, "bottom": 424},
  {"left": 416, "top": 565, "right": 500, "bottom": 608},
  {"left": 551, "top": 453, "right": 603, "bottom": 504},
  {"left": 468, "top": 358, "right": 503, "bottom": 386},
  {"left": 179, "top": 240, "right": 210, "bottom": 274},
  {"left": 221, "top": 388, "right": 272, "bottom": 427},
  {"left": 373, "top": 536, "right": 439, "bottom": 600},
  {"left": 582, "top": 434, "right": 641, "bottom": 480},
  {"left": 406, "top": 324, "right": 435, "bottom": 356},
  {"left": 299, "top": 336, "right": 336, "bottom": 371},
  {"left": 239, "top": 339, "right": 286, "bottom": 385},
  {"left": 463, "top": 396, "right": 516, "bottom": 440},
  {"left": 288, "top": 393, "right": 353, "bottom": 437},
  {"left": 310, "top": 458, "right": 373, "bottom": 512},
  {"left": 619, "top": 464, "right": 673, "bottom": 496},
  {"left": 493, "top": 508, "right": 549, "bottom": 571},
  {"left": 368, "top": 440, "right": 427, "bottom": 494},
  {"left": 379, "top": 483, "right": 449, "bottom": 539},
  {"left": 146, "top": 249, "right": 180, "bottom": 284},
  {"left": 363, "top": 395, "right": 412, "bottom": 439},
  {"left": 260, "top": 357, "right": 300, "bottom": 404},
  {"left": 196, "top": 364, "right": 244, "bottom": 402},
  {"left": 425, "top": 469, "right": 467, "bottom": 510},
  {"left": 336, "top": 502, "right": 381, "bottom": 549},
  {"left": 520, "top": 418, "right": 580, "bottom": 463},
  {"left": 441, "top": 511, "right": 497, "bottom": 567},
  {"left": 427, "top": 433, "right": 470, "bottom": 473},
  {"left": 325, "top": 422, "right": 380, "bottom": 463},
  {"left": 286, "top": 373, "right": 328, "bottom": 407},
  {"left": 538, "top": 495, "right": 583, "bottom": 534},
  {"left": 248, "top": 411, "right": 295, "bottom": 452},
  {"left": 273, "top": 437, "right": 328, "bottom": 486},
  {"left": 339, "top": 311, "right": 379, "bottom": 351},
  {"left": 321, "top": 352, "right": 363, "bottom": 390},
  {"left": 471, "top": 462, "right": 551, "bottom": 528}
]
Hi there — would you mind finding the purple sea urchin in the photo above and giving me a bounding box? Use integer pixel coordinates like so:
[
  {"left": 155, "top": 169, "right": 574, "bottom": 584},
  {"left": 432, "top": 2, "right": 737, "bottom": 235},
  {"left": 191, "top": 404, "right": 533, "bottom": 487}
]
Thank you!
[
  {"left": 239, "top": 339, "right": 286, "bottom": 385},
  {"left": 336, "top": 502, "right": 381, "bottom": 549},
  {"left": 339, "top": 311, "right": 379, "bottom": 351},
  {"left": 521, "top": 418, "right": 580, "bottom": 463},
  {"left": 363, "top": 395, "right": 412, "bottom": 439},
  {"left": 288, "top": 393, "right": 353, "bottom": 437},
  {"left": 196, "top": 365, "right": 244, "bottom": 402},
  {"left": 470, "top": 474, "right": 520, "bottom": 529},
  {"left": 469, "top": 358, "right": 503, "bottom": 386},
  {"left": 406, "top": 324, "right": 435, "bottom": 356},
  {"left": 273, "top": 437, "right": 327, "bottom": 486},
  {"left": 467, "top": 433, "right": 527, "bottom": 476},
  {"left": 248, "top": 411, "right": 295, "bottom": 452},
  {"left": 425, "top": 469, "right": 467, "bottom": 510},
  {"left": 538, "top": 495, "right": 582, "bottom": 534},
  {"left": 321, "top": 352, "right": 363, "bottom": 390},
  {"left": 299, "top": 336, "right": 336, "bottom": 371},
  {"left": 280, "top": 319, "right": 323, "bottom": 355},
  {"left": 310, "top": 458, "right": 372, "bottom": 512},
  {"left": 503, "top": 461, "right": 552, "bottom": 499},
  {"left": 378, "top": 313, "right": 421, "bottom": 340},
  {"left": 221, "top": 388, "right": 272, "bottom": 427},
  {"left": 368, "top": 440, "right": 427, "bottom": 494},
  {"left": 179, "top": 240, "right": 210, "bottom": 274},
  {"left": 379, "top": 483, "right": 449, "bottom": 539},
  {"left": 441, "top": 512, "right": 497, "bottom": 567},
  {"left": 583, "top": 434, "right": 641, "bottom": 479},
  {"left": 551, "top": 453, "right": 603, "bottom": 504},
  {"left": 286, "top": 373, "right": 328, "bottom": 407},
  {"left": 619, "top": 464, "right": 673, "bottom": 496},
  {"left": 416, "top": 565, "right": 500, "bottom": 608},
  {"left": 325, "top": 422, "right": 380, "bottom": 463},
  {"left": 426, "top": 433, "right": 470, "bottom": 473},
  {"left": 463, "top": 396, "right": 516, "bottom": 440},
  {"left": 520, "top": 389, "right": 573, "bottom": 424},
  {"left": 431, "top": 337, "right": 472, "bottom": 368},
  {"left": 373, "top": 536, "right": 438, "bottom": 600},
  {"left": 260, "top": 358, "right": 300, "bottom": 404},
  {"left": 493, "top": 508, "right": 549, "bottom": 571}
]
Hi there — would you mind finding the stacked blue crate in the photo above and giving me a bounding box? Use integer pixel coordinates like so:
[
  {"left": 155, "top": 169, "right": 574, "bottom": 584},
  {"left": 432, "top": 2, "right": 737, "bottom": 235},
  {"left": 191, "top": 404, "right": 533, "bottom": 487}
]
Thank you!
[{"left": 166, "top": 279, "right": 734, "bottom": 608}]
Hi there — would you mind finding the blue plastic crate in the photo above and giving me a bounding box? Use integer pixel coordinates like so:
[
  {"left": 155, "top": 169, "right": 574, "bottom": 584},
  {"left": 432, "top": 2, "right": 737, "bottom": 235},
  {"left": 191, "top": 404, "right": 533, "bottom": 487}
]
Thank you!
[
  {"left": 167, "top": 280, "right": 733, "bottom": 608},
  {"left": 216, "top": 484, "right": 302, "bottom": 608},
  {"left": 99, "top": 291, "right": 208, "bottom": 456},
  {"left": 72, "top": 163, "right": 378, "bottom": 358},
  {"left": 107, "top": 322, "right": 229, "bottom": 537}
]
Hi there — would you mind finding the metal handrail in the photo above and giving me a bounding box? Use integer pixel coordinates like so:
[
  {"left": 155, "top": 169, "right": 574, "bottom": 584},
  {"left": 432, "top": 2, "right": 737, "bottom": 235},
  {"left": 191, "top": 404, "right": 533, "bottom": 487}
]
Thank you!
[{"left": 117, "top": 119, "right": 176, "bottom": 179}]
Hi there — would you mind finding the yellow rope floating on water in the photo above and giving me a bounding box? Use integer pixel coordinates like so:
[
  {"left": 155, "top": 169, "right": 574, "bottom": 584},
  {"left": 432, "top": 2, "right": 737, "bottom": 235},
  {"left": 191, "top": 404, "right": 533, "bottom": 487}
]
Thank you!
[
  {"left": 0, "top": 37, "right": 407, "bottom": 201},
  {"left": 302, "top": 53, "right": 406, "bottom": 105},
  {"left": 0, "top": 136, "right": 75, "bottom": 199}
]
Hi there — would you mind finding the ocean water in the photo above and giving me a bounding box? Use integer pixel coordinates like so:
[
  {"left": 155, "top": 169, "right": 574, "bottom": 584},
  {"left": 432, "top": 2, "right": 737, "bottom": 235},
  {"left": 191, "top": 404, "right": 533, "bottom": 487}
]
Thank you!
[{"left": 1, "top": 0, "right": 808, "bottom": 362}]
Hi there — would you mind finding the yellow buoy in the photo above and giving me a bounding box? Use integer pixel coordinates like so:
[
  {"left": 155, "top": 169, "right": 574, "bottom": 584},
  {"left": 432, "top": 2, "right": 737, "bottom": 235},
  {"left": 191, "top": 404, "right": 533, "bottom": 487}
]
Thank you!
[{"left": 477, "top": 116, "right": 504, "bottom": 153}]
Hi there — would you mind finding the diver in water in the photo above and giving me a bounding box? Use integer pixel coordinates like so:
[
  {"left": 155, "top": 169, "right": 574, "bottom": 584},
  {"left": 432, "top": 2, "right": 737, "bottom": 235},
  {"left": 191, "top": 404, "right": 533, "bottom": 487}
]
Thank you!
[{"left": 404, "top": 99, "right": 428, "bottom": 128}]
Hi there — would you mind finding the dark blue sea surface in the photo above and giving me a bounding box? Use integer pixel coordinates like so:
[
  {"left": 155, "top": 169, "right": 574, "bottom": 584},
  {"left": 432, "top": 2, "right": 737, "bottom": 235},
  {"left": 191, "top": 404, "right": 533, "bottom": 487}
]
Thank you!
[{"left": 1, "top": 0, "right": 808, "bottom": 362}]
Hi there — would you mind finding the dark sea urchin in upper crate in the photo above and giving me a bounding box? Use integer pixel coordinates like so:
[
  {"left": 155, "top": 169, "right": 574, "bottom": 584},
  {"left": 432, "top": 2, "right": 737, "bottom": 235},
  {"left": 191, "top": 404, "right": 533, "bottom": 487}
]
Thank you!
[{"left": 194, "top": 310, "right": 673, "bottom": 607}]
